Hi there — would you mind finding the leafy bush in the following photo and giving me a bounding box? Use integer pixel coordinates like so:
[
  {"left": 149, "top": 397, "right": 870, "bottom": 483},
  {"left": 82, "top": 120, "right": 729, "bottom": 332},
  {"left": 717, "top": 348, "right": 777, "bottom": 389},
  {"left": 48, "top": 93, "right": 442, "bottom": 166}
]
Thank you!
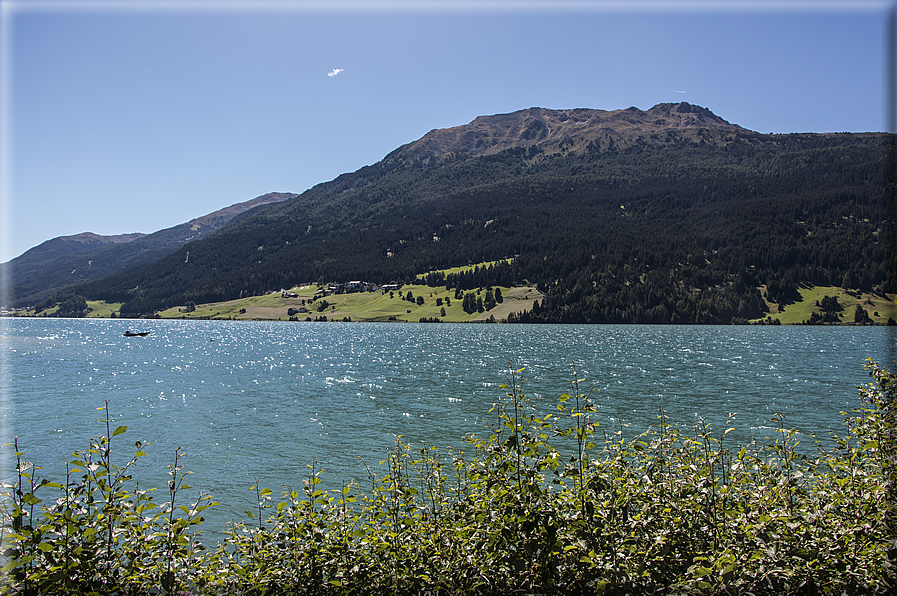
[
  {"left": 3, "top": 362, "right": 894, "bottom": 594},
  {"left": 1, "top": 402, "right": 215, "bottom": 594}
]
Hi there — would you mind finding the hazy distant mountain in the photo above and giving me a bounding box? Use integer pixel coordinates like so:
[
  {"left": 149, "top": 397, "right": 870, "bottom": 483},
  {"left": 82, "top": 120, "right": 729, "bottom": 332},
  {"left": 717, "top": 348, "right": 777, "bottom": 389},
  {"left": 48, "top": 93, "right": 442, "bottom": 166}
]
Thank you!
[
  {"left": 74, "top": 103, "right": 894, "bottom": 323},
  {"left": 5, "top": 192, "right": 297, "bottom": 307},
  {"left": 11, "top": 232, "right": 147, "bottom": 271}
]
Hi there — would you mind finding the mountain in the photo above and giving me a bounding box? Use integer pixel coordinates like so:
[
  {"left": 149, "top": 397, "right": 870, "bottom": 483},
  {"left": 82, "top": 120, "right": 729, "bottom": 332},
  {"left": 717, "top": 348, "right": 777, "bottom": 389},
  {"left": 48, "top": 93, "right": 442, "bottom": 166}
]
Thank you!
[
  {"left": 387, "top": 102, "right": 744, "bottom": 162},
  {"left": 68, "top": 103, "right": 895, "bottom": 323},
  {"left": 11, "top": 232, "right": 147, "bottom": 270},
  {"left": 5, "top": 192, "right": 297, "bottom": 307}
]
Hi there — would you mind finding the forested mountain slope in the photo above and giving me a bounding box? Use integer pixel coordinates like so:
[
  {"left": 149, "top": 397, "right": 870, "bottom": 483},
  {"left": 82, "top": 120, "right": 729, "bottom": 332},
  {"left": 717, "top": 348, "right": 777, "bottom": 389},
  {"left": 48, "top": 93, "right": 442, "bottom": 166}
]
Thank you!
[
  {"left": 75, "top": 103, "right": 893, "bottom": 323},
  {"left": 9, "top": 232, "right": 146, "bottom": 274},
  {"left": 5, "top": 192, "right": 296, "bottom": 308}
]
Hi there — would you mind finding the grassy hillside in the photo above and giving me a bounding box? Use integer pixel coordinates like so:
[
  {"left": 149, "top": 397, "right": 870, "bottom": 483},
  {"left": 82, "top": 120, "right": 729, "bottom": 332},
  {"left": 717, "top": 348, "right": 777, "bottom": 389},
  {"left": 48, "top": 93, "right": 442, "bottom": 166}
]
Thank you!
[
  {"left": 85, "top": 301, "right": 124, "bottom": 318},
  {"left": 156, "top": 282, "right": 543, "bottom": 323},
  {"left": 755, "top": 285, "right": 896, "bottom": 325},
  {"left": 17, "top": 281, "right": 893, "bottom": 326},
  {"left": 153, "top": 283, "right": 895, "bottom": 325}
]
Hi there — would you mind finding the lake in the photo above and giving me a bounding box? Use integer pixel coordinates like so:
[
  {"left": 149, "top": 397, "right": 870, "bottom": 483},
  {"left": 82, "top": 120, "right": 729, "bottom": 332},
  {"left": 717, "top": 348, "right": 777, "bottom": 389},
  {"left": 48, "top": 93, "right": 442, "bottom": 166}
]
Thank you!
[{"left": 2, "top": 318, "right": 895, "bottom": 537}]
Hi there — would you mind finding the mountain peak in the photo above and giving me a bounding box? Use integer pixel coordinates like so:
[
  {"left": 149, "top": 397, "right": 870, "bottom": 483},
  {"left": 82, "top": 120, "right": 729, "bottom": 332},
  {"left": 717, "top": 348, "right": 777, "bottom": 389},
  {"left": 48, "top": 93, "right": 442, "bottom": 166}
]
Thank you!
[
  {"left": 388, "top": 103, "right": 746, "bottom": 163},
  {"left": 647, "top": 102, "right": 732, "bottom": 127}
]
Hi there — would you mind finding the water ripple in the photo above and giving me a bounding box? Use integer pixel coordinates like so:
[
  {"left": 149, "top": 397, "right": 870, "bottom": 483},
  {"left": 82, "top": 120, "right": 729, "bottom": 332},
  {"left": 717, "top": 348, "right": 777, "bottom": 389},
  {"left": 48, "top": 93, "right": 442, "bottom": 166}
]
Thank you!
[{"left": 2, "top": 318, "right": 895, "bottom": 537}]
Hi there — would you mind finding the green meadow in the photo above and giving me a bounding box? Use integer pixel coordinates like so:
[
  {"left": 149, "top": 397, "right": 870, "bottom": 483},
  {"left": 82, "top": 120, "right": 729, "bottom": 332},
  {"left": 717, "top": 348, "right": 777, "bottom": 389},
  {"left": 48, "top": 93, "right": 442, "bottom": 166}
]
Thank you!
[
  {"left": 85, "top": 301, "right": 124, "bottom": 318},
  {"left": 17, "top": 273, "right": 895, "bottom": 326},
  {"left": 156, "top": 283, "right": 542, "bottom": 323},
  {"left": 754, "top": 285, "right": 896, "bottom": 325}
]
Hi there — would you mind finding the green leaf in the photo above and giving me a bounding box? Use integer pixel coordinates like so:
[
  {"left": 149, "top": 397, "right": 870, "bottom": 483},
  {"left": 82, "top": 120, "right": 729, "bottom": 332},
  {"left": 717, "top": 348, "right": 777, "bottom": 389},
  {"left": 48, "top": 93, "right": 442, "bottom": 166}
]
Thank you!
[
  {"left": 161, "top": 571, "right": 175, "bottom": 591},
  {"left": 21, "top": 494, "right": 41, "bottom": 506},
  {"left": 112, "top": 425, "right": 128, "bottom": 437},
  {"left": 0, "top": 559, "right": 22, "bottom": 574}
]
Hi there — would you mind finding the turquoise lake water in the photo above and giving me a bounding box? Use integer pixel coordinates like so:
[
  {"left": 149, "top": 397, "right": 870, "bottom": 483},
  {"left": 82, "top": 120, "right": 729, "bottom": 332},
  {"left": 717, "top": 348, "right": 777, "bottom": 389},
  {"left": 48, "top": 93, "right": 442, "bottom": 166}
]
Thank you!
[{"left": 2, "top": 318, "right": 895, "bottom": 537}]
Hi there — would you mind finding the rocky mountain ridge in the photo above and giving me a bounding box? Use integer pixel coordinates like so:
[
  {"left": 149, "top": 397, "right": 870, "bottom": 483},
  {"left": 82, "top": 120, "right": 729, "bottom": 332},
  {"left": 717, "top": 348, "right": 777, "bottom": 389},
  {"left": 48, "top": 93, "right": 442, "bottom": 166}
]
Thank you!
[{"left": 386, "top": 102, "right": 747, "bottom": 163}]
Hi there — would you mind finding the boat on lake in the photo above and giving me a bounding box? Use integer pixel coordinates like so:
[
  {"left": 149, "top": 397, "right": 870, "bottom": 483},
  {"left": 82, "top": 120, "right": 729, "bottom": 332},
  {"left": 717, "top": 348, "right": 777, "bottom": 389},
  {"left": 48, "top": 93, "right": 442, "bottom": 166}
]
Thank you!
[{"left": 123, "top": 331, "right": 150, "bottom": 337}]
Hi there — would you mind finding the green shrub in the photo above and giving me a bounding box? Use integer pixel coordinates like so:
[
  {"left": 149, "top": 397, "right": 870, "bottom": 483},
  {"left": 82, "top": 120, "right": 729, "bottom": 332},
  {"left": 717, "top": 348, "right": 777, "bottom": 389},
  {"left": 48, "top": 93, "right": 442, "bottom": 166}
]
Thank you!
[
  {"left": 1, "top": 401, "right": 216, "bottom": 595},
  {"left": 3, "top": 361, "right": 894, "bottom": 594}
]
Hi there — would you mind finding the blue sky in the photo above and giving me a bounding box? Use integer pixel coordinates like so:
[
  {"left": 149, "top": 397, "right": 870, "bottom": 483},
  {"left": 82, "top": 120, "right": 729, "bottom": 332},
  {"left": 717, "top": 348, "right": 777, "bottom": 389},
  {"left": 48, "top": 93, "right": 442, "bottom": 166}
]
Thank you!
[{"left": 0, "top": 0, "right": 893, "bottom": 263}]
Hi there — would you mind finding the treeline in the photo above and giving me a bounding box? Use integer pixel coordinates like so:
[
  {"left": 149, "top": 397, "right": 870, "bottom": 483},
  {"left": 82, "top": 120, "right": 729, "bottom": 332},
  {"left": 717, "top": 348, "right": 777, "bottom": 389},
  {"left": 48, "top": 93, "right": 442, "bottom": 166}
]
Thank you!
[
  {"left": 74, "top": 131, "right": 893, "bottom": 323},
  {"left": 28, "top": 289, "right": 90, "bottom": 318}
]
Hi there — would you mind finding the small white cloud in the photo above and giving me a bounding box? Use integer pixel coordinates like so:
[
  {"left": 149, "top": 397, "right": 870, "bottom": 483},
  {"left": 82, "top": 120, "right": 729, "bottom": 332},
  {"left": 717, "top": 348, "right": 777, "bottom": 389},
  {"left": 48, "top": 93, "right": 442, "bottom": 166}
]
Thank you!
[
  {"left": 670, "top": 89, "right": 688, "bottom": 94},
  {"left": 328, "top": 68, "right": 345, "bottom": 77}
]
